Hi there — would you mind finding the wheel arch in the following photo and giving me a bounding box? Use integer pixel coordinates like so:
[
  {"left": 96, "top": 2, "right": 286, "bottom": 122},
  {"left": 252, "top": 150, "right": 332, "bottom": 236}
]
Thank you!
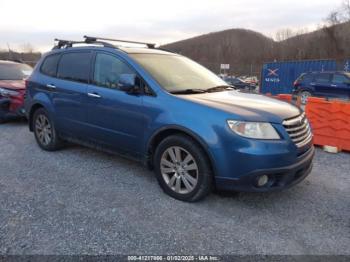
[
  {"left": 28, "top": 103, "right": 45, "bottom": 131},
  {"left": 146, "top": 126, "right": 217, "bottom": 177},
  {"left": 299, "top": 87, "right": 314, "bottom": 94}
]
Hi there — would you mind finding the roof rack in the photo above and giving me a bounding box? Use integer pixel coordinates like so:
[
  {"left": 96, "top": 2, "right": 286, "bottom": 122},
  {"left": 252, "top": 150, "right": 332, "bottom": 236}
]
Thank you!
[
  {"left": 84, "top": 35, "right": 156, "bottom": 48},
  {"left": 52, "top": 38, "right": 115, "bottom": 50}
]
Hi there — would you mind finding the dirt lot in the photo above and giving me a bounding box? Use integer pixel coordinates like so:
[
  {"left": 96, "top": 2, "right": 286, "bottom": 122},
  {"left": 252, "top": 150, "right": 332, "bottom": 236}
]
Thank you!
[{"left": 0, "top": 121, "right": 349, "bottom": 255}]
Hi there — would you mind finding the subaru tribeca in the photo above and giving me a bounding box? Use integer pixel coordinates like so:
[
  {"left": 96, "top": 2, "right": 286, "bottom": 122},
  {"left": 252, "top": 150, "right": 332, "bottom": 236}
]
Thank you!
[{"left": 25, "top": 36, "right": 314, "bottom": 201}]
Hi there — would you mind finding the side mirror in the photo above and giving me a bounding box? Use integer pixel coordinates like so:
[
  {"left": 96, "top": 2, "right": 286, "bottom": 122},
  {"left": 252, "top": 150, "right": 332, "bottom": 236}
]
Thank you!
[{"left": 118, "top": 74, "right": 139, "bottom": 93}]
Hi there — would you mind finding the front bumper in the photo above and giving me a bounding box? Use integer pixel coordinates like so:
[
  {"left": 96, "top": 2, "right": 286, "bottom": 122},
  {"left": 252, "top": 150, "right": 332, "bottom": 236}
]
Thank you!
[{"left": 215, "top": 145, "right": 315, "bottom": 192}]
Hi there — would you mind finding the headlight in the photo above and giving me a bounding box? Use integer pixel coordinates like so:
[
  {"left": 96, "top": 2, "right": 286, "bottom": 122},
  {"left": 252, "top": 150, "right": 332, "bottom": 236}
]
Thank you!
[
  {"left": 227, "top": 120, "right": 280, "bottom": 139},
  {"left": 0, "top": 87, "right": 20, "bottom": 97}
]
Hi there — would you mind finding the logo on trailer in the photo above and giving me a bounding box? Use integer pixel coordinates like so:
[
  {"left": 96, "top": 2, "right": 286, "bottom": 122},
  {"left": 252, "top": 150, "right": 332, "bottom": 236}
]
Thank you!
[
  {"left": 265, "top": 68, "right": 280, "bottom": 83},
  {"left": 267, "top": 68, "right": 279, "bottom": 77}
]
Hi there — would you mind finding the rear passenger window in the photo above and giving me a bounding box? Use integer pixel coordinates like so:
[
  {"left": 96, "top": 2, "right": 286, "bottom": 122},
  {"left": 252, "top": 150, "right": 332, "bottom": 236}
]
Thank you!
[
  {"left": 314, "top": 73, "right": 331, "bottom": 83},
  {"left": 41, "top": 54, "right": 60, "bottom": 77},
  {"left": 57, "top": 52, "right": 91, "bottom": 83},
  {"left": 93, "top": 53, "right": 134, "bottom": 89}
]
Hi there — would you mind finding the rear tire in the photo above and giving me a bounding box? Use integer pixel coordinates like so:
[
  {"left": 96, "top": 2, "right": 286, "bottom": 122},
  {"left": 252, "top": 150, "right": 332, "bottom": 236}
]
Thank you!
[
  {"left": 153, "top": 134, "right": 213, "bottom": 202},
  {"left": 33, "top": 108, "right": 63, "bottom": 151}
]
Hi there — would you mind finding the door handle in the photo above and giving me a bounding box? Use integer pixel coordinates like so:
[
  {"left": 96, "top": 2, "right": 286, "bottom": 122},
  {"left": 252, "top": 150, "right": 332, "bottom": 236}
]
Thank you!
[
  {"left": 87, "top": 92, "right": 101, "bottom": 98},
  {"left": 331, "top": 84, "right": 337, "bottom": 87},
  {"left": 46, "top": 84, "right": 56, "bottom": 89}
]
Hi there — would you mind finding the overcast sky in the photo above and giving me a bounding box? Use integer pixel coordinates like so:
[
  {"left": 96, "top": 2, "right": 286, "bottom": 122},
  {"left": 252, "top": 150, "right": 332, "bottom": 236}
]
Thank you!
[{"left": 0, "top": 0, "right": 344, "bottom": 52}]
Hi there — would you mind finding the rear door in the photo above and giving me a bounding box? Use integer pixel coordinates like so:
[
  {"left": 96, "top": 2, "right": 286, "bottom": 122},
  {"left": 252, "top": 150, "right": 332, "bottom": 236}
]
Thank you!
[
  {"left": 312, "top": 73, "right": 332, "bottom": 97},
  {"left": 54, "top": 51, "right": 92, "bottom": 137},
  {"left": 84, "top": 51, "right": 145, "bottom": 158},
  {"left": 331, "top": 73, "right": 350, "bottom": 99}
]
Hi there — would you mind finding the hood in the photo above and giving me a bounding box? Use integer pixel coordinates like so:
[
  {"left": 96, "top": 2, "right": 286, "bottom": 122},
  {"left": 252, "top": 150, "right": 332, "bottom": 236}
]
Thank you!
[
  {"left": 178, "top": 91, "right": 301, "bottom": 123},
  {"left": 0, "top": 80, "right": 25, "bottom": 90}
]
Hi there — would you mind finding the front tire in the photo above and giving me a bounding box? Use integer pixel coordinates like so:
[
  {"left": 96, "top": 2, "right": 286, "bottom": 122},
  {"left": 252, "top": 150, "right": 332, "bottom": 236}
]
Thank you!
[
  {"left": 154, "top": 134, "right": 213, "bottom": 202},
  {"left": 33, "top": 108, "right": 63, "bottom": 151},
  {"left": 299, "top": 90, "right": 312, "bottom": 104}
]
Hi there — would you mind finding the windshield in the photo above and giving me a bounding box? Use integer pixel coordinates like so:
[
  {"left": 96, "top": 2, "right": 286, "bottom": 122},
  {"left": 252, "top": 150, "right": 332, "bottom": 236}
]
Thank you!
[
  {"left": 130, "top": 54, "right": 227, "bottom": 92},
  {"left": 0, "top": 63, "right": 33, "bottom": 80}
]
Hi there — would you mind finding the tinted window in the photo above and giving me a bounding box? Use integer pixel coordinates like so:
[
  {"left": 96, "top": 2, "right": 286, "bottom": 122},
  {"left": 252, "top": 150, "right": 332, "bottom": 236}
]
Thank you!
[
  {"left": 332, "top": 74, "right": 349, "bottom": 84},
  {"left": 229, "top": 78, "right": 241, "bottom": 84},
  {"left": 57, "top": 52, "right": 91, "bottom": 83},
  {"left": 299, "top": 73, "right": 313, "bottom": 82},
  {"left": 314, "top": 73, "right": 331, "bottom": 83},
  {"left": 93, "top": 53, "right": 134, "bottom": 89},
  {"left": 41, "top": 54, "right": 60, "bottom": 77}
]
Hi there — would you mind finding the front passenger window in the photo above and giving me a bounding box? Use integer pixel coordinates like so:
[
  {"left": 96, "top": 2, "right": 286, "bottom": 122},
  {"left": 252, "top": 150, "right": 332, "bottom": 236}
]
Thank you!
[
  {"left": 93, "top": 53, "right": 134, "bottom": 89},
  {"left": 332, "top": 74, "right": 348, "bottom": 84}
]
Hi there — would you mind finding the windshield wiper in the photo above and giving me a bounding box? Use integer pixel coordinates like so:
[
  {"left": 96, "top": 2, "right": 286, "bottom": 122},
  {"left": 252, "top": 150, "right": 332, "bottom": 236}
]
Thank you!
[
  {"left": 206, "top": 85, "right": 235, "bottom": 92},
  {"left": 170, "top": 88, "right": 208, "bottom": 94}
]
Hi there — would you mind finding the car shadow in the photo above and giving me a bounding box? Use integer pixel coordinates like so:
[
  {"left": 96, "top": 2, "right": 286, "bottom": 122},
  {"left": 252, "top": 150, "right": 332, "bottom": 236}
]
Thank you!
[{"left": 0, "top": 118, "right": 27, "bottom": 126}]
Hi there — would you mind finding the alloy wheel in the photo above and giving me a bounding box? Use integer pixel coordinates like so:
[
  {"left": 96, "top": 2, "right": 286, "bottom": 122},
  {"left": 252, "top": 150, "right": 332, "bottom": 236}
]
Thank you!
[
  {"left": 300, "top": 91, "right": 311, "bottom": 104},
  {"left": 35, "top": 114, "right": 53, "bottom": 146},
  {"left": 160, "top": 146, "right": 199, "bottom": 194}
]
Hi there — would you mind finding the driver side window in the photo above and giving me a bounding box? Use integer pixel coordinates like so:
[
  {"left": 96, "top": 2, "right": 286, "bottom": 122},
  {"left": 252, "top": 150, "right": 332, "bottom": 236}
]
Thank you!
[{"left": 93, "top": 53, "right": 134, "bottom": 89}]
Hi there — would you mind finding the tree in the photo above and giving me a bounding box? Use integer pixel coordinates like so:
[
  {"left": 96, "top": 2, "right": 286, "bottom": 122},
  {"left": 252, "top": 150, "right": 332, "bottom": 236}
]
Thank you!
[
  {"left": 19, "top": 43, "right": 35, "bottom": 53},
  {"left": 341, "top": 0, "right": 350, "bottom": 21},
  {"left": 327, "top": 11, "right": 341, "bottom": 26}
]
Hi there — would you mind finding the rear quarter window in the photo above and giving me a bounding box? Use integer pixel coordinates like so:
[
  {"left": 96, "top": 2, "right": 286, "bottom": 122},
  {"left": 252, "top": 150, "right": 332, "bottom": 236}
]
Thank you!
[
  {"left": 57, "top": 52, "right": 92, "bottom": 83},
  {"left": 40, "top": 54, "right": 60, "bottom": 77}
]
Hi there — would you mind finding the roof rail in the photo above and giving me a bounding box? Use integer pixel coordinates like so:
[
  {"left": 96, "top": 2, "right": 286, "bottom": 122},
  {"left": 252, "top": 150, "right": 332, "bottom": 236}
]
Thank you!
[
  {"left": 84, "top": 35, "right": 156, "bottom": 48},
  {"left": 52, "top": 38, "right": 115, "bottom": 50}
]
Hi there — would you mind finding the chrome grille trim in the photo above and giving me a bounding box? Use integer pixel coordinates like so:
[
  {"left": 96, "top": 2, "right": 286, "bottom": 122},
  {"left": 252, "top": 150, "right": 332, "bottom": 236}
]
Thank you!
[
  {"left": 286, "top": 121, "right": 307, "bottom": 132},
  {"left": 283, "top": 113, "right": 305, "bottom": 126},
  {"left": 289, "top": 127, "right": 309, "bottom": 138},
  {"left": 283, "top": 113, "right": 312, "bottom": 148}
]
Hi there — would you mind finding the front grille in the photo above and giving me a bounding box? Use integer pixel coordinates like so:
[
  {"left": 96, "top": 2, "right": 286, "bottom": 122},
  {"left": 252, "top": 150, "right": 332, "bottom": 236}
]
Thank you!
[{"left": 283, "top": 112, "right": 312, "bottom": 148}]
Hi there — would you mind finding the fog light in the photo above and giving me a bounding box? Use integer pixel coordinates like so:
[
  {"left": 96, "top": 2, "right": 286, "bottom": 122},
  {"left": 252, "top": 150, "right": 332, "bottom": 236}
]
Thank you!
[{"left": 257, "top": 175, "right": 269, "bottom": 187}]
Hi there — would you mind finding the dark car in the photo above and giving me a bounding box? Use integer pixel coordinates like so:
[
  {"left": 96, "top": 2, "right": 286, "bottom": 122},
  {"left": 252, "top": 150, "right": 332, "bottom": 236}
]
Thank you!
[
  {"left": 0, "top": 60, "right": 33, "bottom": 123},
  {"left": 224, "top": 77, "right": 256, "bottom": 91},
  {"left": 293, "top": 71, "right": 350, "bottom": 104},
  {"left": 25, "top": 36, "right": 314, "bottom": 202}
]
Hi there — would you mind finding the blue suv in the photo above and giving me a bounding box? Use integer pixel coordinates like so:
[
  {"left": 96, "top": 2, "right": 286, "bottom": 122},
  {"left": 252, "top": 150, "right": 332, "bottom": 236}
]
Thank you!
[
  {"left": 293, "top": 71, "right": 350, "bottom": 104},
  {"left": 25, "top": 36, "right": 314, "bottom": 201}
]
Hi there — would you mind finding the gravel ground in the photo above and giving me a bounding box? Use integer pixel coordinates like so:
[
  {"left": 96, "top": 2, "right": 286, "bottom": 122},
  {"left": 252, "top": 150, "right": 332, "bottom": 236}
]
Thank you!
[{"left": 0, "top": 121, "right": 349, "bottom": 255}]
